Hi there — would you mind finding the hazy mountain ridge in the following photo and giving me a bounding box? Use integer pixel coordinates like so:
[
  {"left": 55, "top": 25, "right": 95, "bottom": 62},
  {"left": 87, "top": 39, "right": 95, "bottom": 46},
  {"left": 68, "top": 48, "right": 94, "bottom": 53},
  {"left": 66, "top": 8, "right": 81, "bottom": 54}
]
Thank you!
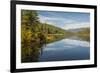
[{"left": 68, "top": 28, "right": 90, "bottom": 33}]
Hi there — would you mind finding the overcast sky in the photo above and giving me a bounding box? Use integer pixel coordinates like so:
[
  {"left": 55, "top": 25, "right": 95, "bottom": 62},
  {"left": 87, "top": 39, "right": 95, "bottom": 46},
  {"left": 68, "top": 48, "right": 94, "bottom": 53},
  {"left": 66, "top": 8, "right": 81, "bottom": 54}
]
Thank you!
[{"left": 37, "top": 10, "right": 90, "bottom": 30}]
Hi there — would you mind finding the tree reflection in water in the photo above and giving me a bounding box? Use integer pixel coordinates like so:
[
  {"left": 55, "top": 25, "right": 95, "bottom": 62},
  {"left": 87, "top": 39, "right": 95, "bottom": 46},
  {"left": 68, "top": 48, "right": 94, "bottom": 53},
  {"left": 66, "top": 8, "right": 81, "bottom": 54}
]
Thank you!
[{"left": 21, "top": 38, "right": 46, "bottom": 63}]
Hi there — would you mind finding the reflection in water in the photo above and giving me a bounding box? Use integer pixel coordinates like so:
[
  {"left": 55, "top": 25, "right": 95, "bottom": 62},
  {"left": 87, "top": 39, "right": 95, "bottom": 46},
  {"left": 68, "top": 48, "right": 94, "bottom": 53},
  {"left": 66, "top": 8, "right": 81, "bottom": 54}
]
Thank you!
[
  {"left": 21, "top": 41, "right": 45, "bottom": 62},
  {"left": 44, "top": 39, "right": 89, "bottom": 51},
  {"left": 39, "top": 38, "right": 90, "bottom": 61},
  {"left": 21, "top": 36, "right": 90, "bottom": 63}
]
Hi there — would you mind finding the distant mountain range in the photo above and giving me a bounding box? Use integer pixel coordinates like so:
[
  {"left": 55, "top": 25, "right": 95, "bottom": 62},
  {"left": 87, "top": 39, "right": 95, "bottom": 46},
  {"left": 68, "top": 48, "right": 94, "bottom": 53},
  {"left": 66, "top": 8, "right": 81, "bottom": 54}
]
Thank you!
[{"left": 68, "top": 28, "right": 90, "bottom": 33}]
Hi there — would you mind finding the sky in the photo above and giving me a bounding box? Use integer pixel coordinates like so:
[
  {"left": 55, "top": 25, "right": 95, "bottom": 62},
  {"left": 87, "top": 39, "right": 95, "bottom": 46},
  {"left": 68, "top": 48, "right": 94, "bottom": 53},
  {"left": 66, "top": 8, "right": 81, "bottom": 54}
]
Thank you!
[{"left": 37, "top": 10, "right": 90, "bottom": 30}]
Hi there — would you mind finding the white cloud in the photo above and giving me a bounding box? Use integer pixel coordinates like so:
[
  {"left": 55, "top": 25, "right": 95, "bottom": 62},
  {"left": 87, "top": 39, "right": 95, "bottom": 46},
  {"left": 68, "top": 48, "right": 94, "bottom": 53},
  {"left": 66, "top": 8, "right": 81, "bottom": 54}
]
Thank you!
[
  {"left": 39, "top": 15, "right": 90, "bottom": 30},
  {"left": 39, "top": 15, "right": 75, "bottom": 25},
  {"left": 39, "top": 15, "right": 58, "bottom": 23}
]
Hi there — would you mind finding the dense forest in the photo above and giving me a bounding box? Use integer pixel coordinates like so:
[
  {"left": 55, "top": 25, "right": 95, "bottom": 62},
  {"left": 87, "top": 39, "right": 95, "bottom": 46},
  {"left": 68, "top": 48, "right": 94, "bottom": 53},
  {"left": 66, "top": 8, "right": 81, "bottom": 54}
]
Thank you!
[
  {"left": 21, "top": 10, "right": 72, "bottom": 62},
  {"left": 21, "top": 10, "right": 72, "bottom": 43}
]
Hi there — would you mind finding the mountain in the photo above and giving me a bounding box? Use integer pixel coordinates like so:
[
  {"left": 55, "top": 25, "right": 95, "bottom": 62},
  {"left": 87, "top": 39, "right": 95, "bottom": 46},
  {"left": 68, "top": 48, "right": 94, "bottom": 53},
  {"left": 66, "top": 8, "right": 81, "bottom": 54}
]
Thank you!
[
  {"left": 68, "top": 28, "right": 90, "bottom": 33},
  {"left": 39, "top": 23, "right": 72, "bottom": 35},
  {"left": 68, "top": 29, "right": 83, "bottom": 32},
  {"left": 76, "top": 28, "right": 90, "bottom": 34}
]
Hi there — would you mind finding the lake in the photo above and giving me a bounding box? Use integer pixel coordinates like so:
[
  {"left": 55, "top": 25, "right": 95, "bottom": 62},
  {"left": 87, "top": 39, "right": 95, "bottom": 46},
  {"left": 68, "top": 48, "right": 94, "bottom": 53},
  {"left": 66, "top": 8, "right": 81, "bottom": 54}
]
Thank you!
[
  {"left": 21, "top": 36, "right": 90, "bottom": 62},
  {"left": 39, "top": 37, "right": 90, "bottom": 62}
]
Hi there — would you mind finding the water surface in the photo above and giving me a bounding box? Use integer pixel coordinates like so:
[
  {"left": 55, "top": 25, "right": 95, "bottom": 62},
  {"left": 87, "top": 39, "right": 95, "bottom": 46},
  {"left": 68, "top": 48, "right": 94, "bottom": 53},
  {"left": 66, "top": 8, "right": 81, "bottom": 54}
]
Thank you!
[{"left": 39, "top": 37, "right": 90, "bottom": 62}]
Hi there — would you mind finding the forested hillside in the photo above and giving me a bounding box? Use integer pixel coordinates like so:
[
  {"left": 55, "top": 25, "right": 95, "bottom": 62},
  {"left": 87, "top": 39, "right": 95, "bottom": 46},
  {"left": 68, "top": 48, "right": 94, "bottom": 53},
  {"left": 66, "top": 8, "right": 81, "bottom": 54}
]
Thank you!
[{"left": 21, "top": 10, "right": 72, "bottom": 62}]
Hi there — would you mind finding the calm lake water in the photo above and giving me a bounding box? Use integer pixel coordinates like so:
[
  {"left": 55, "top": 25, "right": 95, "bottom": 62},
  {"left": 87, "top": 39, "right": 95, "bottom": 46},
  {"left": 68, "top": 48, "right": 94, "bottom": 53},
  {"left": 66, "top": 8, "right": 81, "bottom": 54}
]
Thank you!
[{"left": 39, "top": 37, "right": 90, "bottom": 62}]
